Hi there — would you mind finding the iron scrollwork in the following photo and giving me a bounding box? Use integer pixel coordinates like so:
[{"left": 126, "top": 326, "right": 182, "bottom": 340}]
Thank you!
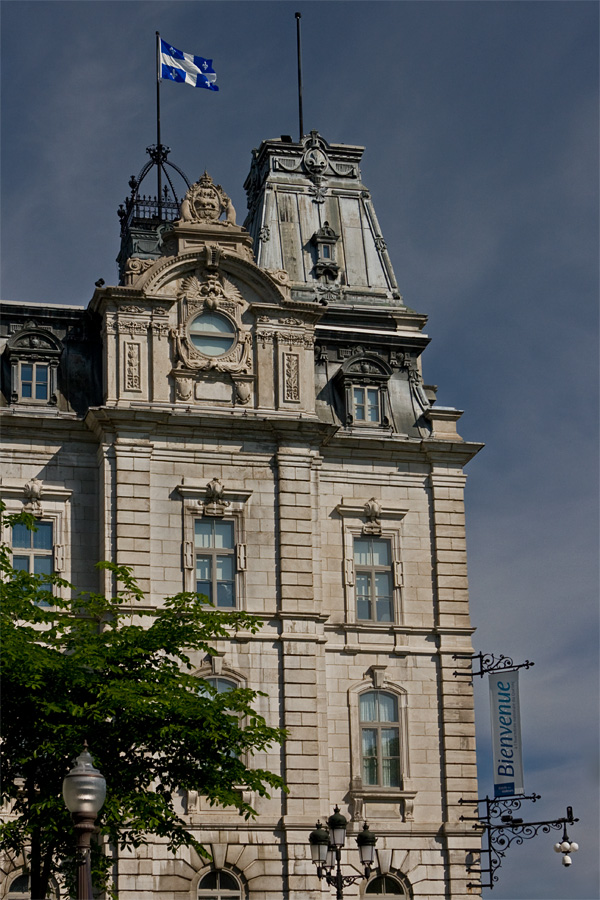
[
  {"left": 452, "top": 651, "right": 535, "bottom": 679},
  {"left": 459, "top": 794, "right": 578, "bottom": 890}
]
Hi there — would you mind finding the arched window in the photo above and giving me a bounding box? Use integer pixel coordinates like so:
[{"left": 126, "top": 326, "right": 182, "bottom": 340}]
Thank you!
[
  {"left": 6, "top": 874, "right": 29, "bottom": 898},
  {"left": 360, "top": 691, "right": 401, "bottom": 787},
  {"left": 197, "top": 869, "right": 242, "bottom": 899},
  {"left": 365, "top": 874, "right": 408, "bottom": 896},
  {"left": 200, "top": 676, "right": 236, "bottom": 695},
  {"left": 6, "top": 873, "right": 59, "bottom": 899}
]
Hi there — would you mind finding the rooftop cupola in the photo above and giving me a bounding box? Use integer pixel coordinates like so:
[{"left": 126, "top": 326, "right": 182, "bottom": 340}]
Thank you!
[
  {"left": 244, "top": 131, "right": 403, "bottom": 308},
  {"left": 116, "top": 144, "right": 191, "bottom": 283}
]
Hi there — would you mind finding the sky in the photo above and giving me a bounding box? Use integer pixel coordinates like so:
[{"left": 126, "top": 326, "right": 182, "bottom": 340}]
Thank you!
[{"left": 1, "top": 1, "right": 598, "bottom": 898}]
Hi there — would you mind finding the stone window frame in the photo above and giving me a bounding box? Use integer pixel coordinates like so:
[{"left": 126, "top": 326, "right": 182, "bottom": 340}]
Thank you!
[
  {"left": 363, "top": 872, "right": 412, "bottom": 898},
  {"left": 188, "top": 309, "right": 239, "bottom": 360},
  {"left": 3, "top": 871, "right": 60, "bottom": 900},
  {"left": 191, "top": 865, "right": 247, "bottom": 900},
  {"left": 336, "top": 501, "right": 407, "bottom": 627},
  {"left": 186, "top": 658, "right": 253, "bottom": 820},
  {"left": 177, "top": 480, "right": 252, "bottom": 611},
  {"left": 5, "top": 327, "right": 63, "bottom": 406},
  {"left": 348, "top": 673, "right": 416, "bottom": 819},
  {"left": 335, "top": 354, "right": 393, "bottom": 429},
  {"left": 1, "top": 484, "right": 72, "bottom": 605}
]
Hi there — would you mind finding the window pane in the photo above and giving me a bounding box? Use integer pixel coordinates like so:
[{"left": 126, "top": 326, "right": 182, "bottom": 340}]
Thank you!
[
  {"left": 217, "top": 582, "right": 235, "bottom": 608},
  {"left": 33, "top": 521, "right": 53, "bottom": 550},
  {"left": 195, "top": 521, "right": 213, "bottom": 548},
  {"left": 196, "top": 557, "right": 211, "bottom": 580},
  {"left": 375, "top": 571, "right": 392, "bottom": 622},
  {"left": 360, "top": 692, "right": 377, "bottom": 722},
  {"left": 377, "top": 693, "right": 398, "bottom": 723},
  {"left": 354, "top": 539, "right": 371, "bottom": 566},
  {"left": 353, "top": 387, "right": 365, "bottom": 420},
  {"left": 198, "top": 872, "right": 218, "bottom": 889},
  {"left": 214, "top": 520, "right": 234, "bottom": 549},
  {"left": 12, "top": 523, "right": 31, "bottom": 549},
  {"left": 380, "top": 727, "right": 400, "bottom": 758},
  {"left": 367, "top": 388, "right": 379, "bottom": 422},
  {"left": 382, "top": 756, "right": 401, "bottom": 788},
  {"left": 35, "top": 366, "right": 49, "bottom": 400},
  {"left": 216, "top": 555, "right": 233, "bottom": 581},
  {"left": 34, "top": 556, "right": 53, "bottom": 576},
  {"left": 356, "top": 573, "right": 372, "bottom": 620},
  {"left": 371, "top": 540, "right": 390, "bottom": 567},
  {"left": 21, "top": 364, "right": 33, "bottom": 398},
  {"left": 376, "top": 596, "right": 393, "bottom": 622},
  {"left": 191, "top": 313, "right": 233, "bottom": 335},
  {"left": 362, "top": 728, "right": 378, "bottom": 785},
  {"left": 219, "top": 873, "right": 239, "bottom": 889},
  {"left": 13, "top": 556, "right": 30, "bottom": 573},
  {"left": 211, "top": 678, "right": 235, "bottom": 694},
  {"left": 192, "top": 335, "right": 236, "bottom": 355},
  {"left": 196, "top": 581, "right": 212, "bottom": 602}
]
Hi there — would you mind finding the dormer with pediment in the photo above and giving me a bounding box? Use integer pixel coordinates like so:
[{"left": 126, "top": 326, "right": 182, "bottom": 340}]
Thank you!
[
  {"left": 92, "top": 172, "right": 325, "bottom": 416},
  {"left": 0, "top": 305, "right": 101, "bottom": 415}
]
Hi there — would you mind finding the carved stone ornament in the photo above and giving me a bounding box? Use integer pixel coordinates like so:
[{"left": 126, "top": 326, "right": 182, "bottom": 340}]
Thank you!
[
  {"left": 179, "top": 172, "right": 236, "bottom": 226},
  {"left": 122, "top": 257, "right": 154, "bottom": 286},
  {"left": 234, "top": 380, "right": 253, "bottom": 405},
  {"left": 173, "top": 373, "right": 193, "bottom": 401},
  {"left": 23, "top": 478, "right": 43, "bottom": 514},
  {"left": 171, "top": 268, "right": 253, "bottom": 376},
  {"left": 204, "top": 478, "right": 230, "bottom": 516},
  {"left": 363, "top": 497, "right": 382, "bottom": 535}
]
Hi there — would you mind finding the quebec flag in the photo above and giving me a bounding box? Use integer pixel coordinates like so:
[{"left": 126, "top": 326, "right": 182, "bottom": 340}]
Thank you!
[{"left": 159, "top": 38, "right": 218, "bottom": 91}]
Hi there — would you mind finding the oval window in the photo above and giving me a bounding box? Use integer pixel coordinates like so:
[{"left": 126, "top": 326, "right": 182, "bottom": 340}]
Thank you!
[{"left": 190, "top": 313, "right": 236, "bottom": 357}]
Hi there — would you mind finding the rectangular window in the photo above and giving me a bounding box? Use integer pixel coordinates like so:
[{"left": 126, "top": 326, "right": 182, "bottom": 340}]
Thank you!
[
  {"left": 195, "top": 518, "right": 236, "bottom": 608},
  {"left": 360, "top": 691, "right": 401, "bottom": 788},
  {"left": 354, "top": 537, "right": 393, "bottom": 622},
  {"left": 12, "top": 520, "right": 54, "bottom": 606},
  {"left": 20, "top": 363, "right": 49, "bottom": 401},
  {"left": 352, "top": 386, "right": 380, "bottom": 423}
]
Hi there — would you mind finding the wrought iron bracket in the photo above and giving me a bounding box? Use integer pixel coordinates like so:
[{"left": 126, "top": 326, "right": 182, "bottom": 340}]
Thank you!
[
  {"left": 459, "top": 794, "right": 578, "bottom": 890},
  {"left": 452, "top": 651, "right": 535, "bottom": 679}
]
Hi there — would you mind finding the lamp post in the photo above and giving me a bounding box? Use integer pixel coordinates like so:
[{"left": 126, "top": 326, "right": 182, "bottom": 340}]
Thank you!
[
  {"left": 62, "top": 744, "right": 106, "bottom": 900},
  {"left": 309, "top": 806, "right": 377, "bottom": 899}
]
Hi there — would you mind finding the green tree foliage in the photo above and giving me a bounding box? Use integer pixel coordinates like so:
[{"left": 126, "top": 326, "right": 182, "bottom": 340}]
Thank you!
[{"left": 0, "top": 506, "right": 285, "bottom": 899}]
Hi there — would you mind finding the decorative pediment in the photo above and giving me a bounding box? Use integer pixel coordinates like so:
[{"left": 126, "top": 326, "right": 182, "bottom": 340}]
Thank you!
[
  {"left": 7, "top": 327, "right": 63, "bottom": 357},
  {"left": 340, "top": 354, "right": 392, "bottom": 380}
]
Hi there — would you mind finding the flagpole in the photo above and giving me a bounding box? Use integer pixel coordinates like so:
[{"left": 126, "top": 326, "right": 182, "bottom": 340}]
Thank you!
[
  {"left": 295, "top": 12, "right": 304, "bottom": 141},
  {"left": 156, "top": 31, "right": 163, "bottom": 220}
]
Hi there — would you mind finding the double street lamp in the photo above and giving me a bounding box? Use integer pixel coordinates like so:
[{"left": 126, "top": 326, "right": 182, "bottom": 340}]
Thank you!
[
  {"left": 62, "top": 745, "right": 106, "bottom": 900},
  {"left": 309, "top": 806, "right": 377, "bottom": 899}
]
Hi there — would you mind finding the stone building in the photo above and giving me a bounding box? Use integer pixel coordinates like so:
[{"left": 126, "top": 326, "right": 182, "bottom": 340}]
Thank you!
[{"left": 0, "top": 131, "right": 482, "bottom": 899}]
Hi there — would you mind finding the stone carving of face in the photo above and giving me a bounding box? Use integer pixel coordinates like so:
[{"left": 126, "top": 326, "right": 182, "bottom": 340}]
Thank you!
[{"left": 193, "top": 187, "right": 222, "bottom": 222}]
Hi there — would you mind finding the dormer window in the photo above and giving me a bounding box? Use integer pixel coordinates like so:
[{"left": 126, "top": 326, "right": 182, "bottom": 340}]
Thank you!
[
  {"left": 6, "top": 326, "right": 62, "bottom": 406},
  {"left": 336, "top": 354, "right": 393, "bottom": 429},
  {"left": 20, "top": 362, "right": 49, "bottom": 401},
  {"left": 311, "top": 221, "right": 340, "bottom": 281}
]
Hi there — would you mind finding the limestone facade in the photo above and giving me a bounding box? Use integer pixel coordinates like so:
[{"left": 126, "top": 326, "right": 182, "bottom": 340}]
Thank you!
[{"left": 0, "top": 133, "right": 482, "bottom": 899}]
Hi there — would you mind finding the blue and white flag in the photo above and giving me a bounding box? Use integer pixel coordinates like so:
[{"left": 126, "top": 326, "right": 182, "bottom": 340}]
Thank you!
[{"left": 159, "top": 38, "right": 218, "bottom": 91}]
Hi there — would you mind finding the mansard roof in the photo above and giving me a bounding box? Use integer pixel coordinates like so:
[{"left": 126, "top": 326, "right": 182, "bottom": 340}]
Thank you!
[{"left": 243, "top": 132, "right": 403, "bottom": 309}]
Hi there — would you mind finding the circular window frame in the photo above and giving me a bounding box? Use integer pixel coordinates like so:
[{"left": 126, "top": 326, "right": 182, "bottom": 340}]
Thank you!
[{"left": 188, "top": 311, "right": 238, "bottom": 359}]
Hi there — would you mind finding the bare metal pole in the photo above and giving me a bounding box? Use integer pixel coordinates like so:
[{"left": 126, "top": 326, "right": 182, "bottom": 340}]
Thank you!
[
  {"left": 295, "top": 12, "right": 304, "bottom": 141},
  {"left": 156, "top": 31, "right": 163, "bottom": 220}
]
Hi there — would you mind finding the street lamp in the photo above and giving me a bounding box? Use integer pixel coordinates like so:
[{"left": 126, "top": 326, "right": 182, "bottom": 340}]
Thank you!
[
  {"left": 309, "top": 806, "right": 377, "bottom": 899},
  {"left": 62, "top": 744, "right": 106, "bottom": 900}
]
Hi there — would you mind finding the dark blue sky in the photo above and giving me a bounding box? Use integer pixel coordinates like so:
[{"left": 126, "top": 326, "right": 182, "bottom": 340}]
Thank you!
[{"left": 1, "top": 3, "right": 598, "bottom": 897}]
